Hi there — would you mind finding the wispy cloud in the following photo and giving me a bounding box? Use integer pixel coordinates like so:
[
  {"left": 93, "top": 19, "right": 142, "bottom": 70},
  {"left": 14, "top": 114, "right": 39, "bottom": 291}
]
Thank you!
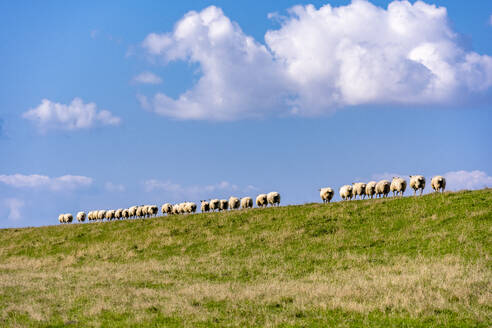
[
  {"left": 0, "top": 174, "right": 93, "bottom": 191},
  {"left": 23, "top": 98, "right": 121, "bottom": 132},
  {"left": 3, "top": 198, "right": 25, "bottom": 221},
  {"left": 105, "top": 182, "right": 125, "bottom": 192},
  {"left": 133, "top": 72, "right": 162, "bottom": 84},
  {"left": 444, "top": 170, "right": 492, "bottom": 191}
]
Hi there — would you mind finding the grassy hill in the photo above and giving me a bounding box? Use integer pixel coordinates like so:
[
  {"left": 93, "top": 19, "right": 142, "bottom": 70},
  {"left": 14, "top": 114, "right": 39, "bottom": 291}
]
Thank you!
[{"left": 0, "top": 190, "right": 491, "bottom": 327}]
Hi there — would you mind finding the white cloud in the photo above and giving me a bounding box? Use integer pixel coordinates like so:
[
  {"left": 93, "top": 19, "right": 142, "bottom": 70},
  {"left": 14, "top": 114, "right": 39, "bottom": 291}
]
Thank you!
[
  {"left": 3, "top": 198, "right": 25, "bottom": 221},
  {"left": 0, "top": 174, "right": 93, "bottom": 191},
  {"left": 105, "top": 182, "right": 125, "bottom": 192},
  {"left": 23, "top": 98, "right": 121, "bottom": 131},
  {"left": 141, "top": 2, "right": 492, "bottom": 120},
  {"left": 443, "top": 170, "right": 492, "bottom": 191},
  {"left": 143, "top": 179, "right": 256, "bottom": 200},
  {"left": 133, "top": 72, "right": 162, "bottom": 84}
]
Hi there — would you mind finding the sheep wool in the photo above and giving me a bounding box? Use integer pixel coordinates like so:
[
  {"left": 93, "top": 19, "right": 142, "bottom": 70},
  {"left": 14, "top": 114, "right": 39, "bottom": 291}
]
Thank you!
[
  {"left": 122, "top": 209, "right": 129, "bottom": 219},
  {"left": 256, "top": 194, "right": 268, "bottom": 207},
  {"left": 97, "top": 210, "right": 106, "bottom": 221},
  {"left": 365, "top": 181, "right": 377, "bottom": 199},
  {"left": 200, "top": 200, "right": 210, "bottom": 213},
  {"left": 115, "top": 209, "right": 123, "bottom": 220},
  {"left": 241, "top": 197, "right": 253, "bottom": 209},
  {"left": 210, "top": 199, "right": 220, "bottom": 212},
  {"left": 376, "top": 180, "right": 391, "bottom": 198},
  {"left": 219, "top": 199, "right": 229, "bottom": 211},
  {"left": 319, "top": 187, "right": 334, "bottom": 203},
  {"left": 431, "top": 175, "right": 446, "bottom": 193},
  {"left": 267, "top": 192, "right": 281, "bottom": 206},
  {"left": 229, "top": 197, "right": 240, "bottom": 210},
  {"left": 76, "top": 211, "right": 86, "bottom": 222},
  {"left": 409, "top": 175, "right": 426, "bottom": 196},
  {"left": 162, "top": 203, "right": 173, "bottom": 215},
  {"left": 58, "top": 214, "right": 64, "bottom": 224},
  {"left": 339, "top": 185, "right": 353, "bottom": 201},
  {"left": 352, "top": 183, "right": 367, "bottom": 199},
  {"left": 63, "top": 213, "right": 73, "bottom": 223},
  {"left": 390, "top": 177, "right": 407, "bottom": 197}
]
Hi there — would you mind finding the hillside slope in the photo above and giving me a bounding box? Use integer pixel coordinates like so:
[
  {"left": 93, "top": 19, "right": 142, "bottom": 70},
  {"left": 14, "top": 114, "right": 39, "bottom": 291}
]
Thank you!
[{"left": 0, "top": 190, "right": 491, "bottom": 327}]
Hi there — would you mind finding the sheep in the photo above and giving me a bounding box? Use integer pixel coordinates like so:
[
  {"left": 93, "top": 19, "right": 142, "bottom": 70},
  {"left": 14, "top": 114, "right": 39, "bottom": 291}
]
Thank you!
[
  {"left": 63, "top": 213, "right": 73, "bottom": 223},
  {"left": 171, "top": 204, "right": 180, "bottom": 215},
  {"left": 267, "top": 192, "right": 281, "bottom": 207},
  {"left": 105, "top": 210, "right": 115, "bottom": 221},
  {"left": 229, "top": 197, "right": 240, "bottom": 210},
  {"left": 136, "top": 206, "right": 144, "bottom": 218},
  {"left": 241, "top": 197, "right": 253, "bottom": 209},
  {"left": 256, "top": 194, "right": 268, "bottom": 207},
  {"left": 339, "top": 185, "right": 353, "bottom": 201},
  {"left": 122, "top": 209, "right": 129, "bottom": 219},
  {"left": 375, "top": 180, "right": 391, "bottom": 198},
  {"left": 58, "top": 214, "right": 64, "bottom": 224},
  {"left": 178, "top": 203, "right": 187, "bottom": 214},
  {"left": 390, "top": 177, "right": 407, "bottom": 197},
  {"left": 97, "top": 210, "right": 106, "bottom": 221},
  {"left": 352, "top": 183, "right": 367, "bottom": 200},
  {"left": 431, "top": 175, "right": 446, "bottom": 193},
  {"left": 129, "top": 206, "right": 137, "bottom": 218},
  {"left": 365, "top": 181, "right": 377, "bottom": 199},
  {"left": 148, "top": 205, "right": 158, "bottom": 217},
  {"left": 209, "top": 199, "right": 220, "bottom": 212},
  {"left": 184, "top": 202, "right": 197, "bottom": 214},
  {"left": 409, "top": 175, "right": 426, "bottom": 196},
  {"left": 319, "top": 187, "right": 334, "bottom": 203},
  {"left": 115, "top": 209, "right": 123, "bottom": 220},
  {"left": 76, "top": 211, "right": 86, "bottom": 223},
  {"left": 219, "top": 199, "right": 229, "bottom": 211},
  {"left": 200, "top": 200, "right": 210, "bottom": 213},
  {"left": 162, "top": 203, "right": 173, "bottom": 215}
]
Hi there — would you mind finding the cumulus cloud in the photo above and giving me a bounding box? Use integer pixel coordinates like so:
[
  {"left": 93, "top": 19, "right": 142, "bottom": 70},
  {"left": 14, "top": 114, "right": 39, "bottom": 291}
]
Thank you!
[
  {"left": 3, "top": 198, "right": 25, "bottom": 221},
  {"left": 141, "top": 1, "right": 492, "bottom": 120},
  {"left": 443, "top": 170, "right": 492, "bottom": 191},
  {"left": 143, "top": 179, "right": 256, "bottom": 199},
  {"left": 23, "top": 98, "right": 121, "bottom": 131},
  {"left": 105, "top": 182, "right": 125, "bottom": 192},
  {"left": 133, "top": 72, "right": 162, "bottom": 84},
  {"left": 0, "top": 174, "right": 93, "bottom": 191}
]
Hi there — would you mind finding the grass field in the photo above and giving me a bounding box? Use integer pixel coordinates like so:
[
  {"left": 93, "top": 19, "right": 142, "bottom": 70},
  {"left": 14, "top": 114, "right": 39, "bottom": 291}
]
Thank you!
[{"left": 0, "top": 190, "right": 491, "bottom": 327}]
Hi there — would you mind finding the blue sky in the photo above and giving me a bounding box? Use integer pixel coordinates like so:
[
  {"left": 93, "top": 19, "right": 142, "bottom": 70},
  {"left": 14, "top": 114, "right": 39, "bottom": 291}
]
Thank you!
[{"left": 1, "top": 0, "right": 491, "bottom": 228}]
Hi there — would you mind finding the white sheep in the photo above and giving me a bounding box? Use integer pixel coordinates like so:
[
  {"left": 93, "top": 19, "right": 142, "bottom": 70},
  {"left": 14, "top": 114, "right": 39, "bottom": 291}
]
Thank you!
[
  {"left": 97, "top": 210, "right": 106, "bottom": 221},
  {"left": 58, "top": 214, "right": 64, "bottom": 224},
  {"left": 219, "top": 199, "right": 229, "bottom": 211},
  {"left": 115, "top": 209, "right": 123, "bottom": 220},
  {"left": 76, "top": 211, "right": 86, "bottom": 223},
  {"left": 409, "top": 175, "right": 426, "bottom": 196},
  {"left": 162, "top": 203, "right": 173, "bottom": 215},
  {"left": 431, "top": 175, "right": 446, "bottom": 193},
  {"left": 105, "top": 210, "right": 115, "bottom": 221},
  {"left": 200, "top": 200, "right": 210, "bottom": 213},
  {"left": 184, "top": 202, "right": 197, "bottom": 214},
  {"left": 267, "top": 192, "right": 281, "bottom": 206},
  {"left": 129, "top": 206, "right": 137, "bottom": 218},
  {"left": 229, "top": 197, "right": 240, "bottom": 210},
  {"left": 148, "top": 205, "right": 158, "bottom": 217},
  {"left": 256, "top": 194, "right": 268, "bottom": 207},
  {"left": 209, "top": 199, "right": 220, "bottom": 212},
  {"left": 390, "top": 177, "right": 407, "bottom": 197},
  {"left": 241, "top": 197, "right": 253, "bottom": 209},
  {"left": 365, "top": 181, "right": 377, "bottom": 199},
  {"left": 122, "top": 209, "right": 129, "bottom": 219},
  {"left": 319, "top": 187, "right": 334, "bottom": 203},
  {"left": 63, "top": 213, "right": 73, "bottom": 223},
  {"left": 352, "top": 183, "right": 367, "bottom": 200},
  {"left": 171, "top": 204, "right": 180, "bottom": 215},
  {"left": 339, "top": 185, "right": 353, "bottom": 201},
  {"left": 376, "top": 180, "right": 390, "bottom": 198}
]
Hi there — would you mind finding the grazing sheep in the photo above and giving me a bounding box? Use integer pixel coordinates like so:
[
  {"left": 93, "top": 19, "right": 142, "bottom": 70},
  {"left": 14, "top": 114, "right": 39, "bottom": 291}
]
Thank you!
[
  {"left": 375, "top": 180, "right": 391, "bottom": 198},
  {"left": 365, "top": 181, "right": 377, "bottom": 199},
  {"left": 115, "top": 209, "right": 123, "bottom": 220},
  {"left": 409, "top": 175, "right": 426, "bottom": 196},
  {"left": 241, "top": 197, "right": 253, "bottom": 209},
  {"left": 267, "top": 192, "right": 281, "bottom": 207},
  {"left": 200, "top": 200, "right": 210, "bottom": 213},
  {"left": 122, "top": 209, "right": 129, "bottom": 219},
  {"left": 219, "top": 199, "right": 229, "bottom": 211},
  {"left": 161, "top": 203, "right": 173, "bottom": 215},
  {"left": 210, "top": 199, "right": 220, "bottom": 212},
  {"left": 97, "top": 210, "right": 106, "bottom": 221},
  {"left": 319, "top": 187, "right": 334, "bottom": 203},
  {"left": 339, "top": 185, "right": 353, "bottom": 201},
  {"left": 431, "top": 175, "right": 446, "bottom": 193},
  {"left": 229, "top": 197, "right": 240, "bottom": 210},
  {"left": 390, "top": 177, "right": 407, "bottom": 197},
  {"left": 256, "top": 194, "right": 268, "bottom": 207},
  {"left": 76, "top": 211, "right": 86, "bottom": 222},
  {"left": 352, "top": 183, "right": 367, "bottom": 200}
]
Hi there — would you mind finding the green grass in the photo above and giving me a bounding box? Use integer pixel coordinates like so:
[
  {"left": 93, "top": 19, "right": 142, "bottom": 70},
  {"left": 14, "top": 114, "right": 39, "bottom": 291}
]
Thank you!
[{"left": 0, "top": 189, "right": 491, "bottom": 327}]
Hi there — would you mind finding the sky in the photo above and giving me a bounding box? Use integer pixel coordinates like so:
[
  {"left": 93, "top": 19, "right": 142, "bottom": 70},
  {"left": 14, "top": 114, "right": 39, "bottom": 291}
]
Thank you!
[{"left": 0, "top": 0, "right": 491, "bottom": 228}]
